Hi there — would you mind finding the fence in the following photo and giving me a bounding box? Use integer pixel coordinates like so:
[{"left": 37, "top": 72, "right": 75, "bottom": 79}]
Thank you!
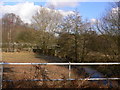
[{"left": 0, "top": 62, "right": 120, "bottom": 88}]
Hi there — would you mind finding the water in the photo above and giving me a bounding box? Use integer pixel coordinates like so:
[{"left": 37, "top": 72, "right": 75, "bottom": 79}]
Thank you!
[{"left": 83, "top": 67, "right": 113, "bottom": 87}]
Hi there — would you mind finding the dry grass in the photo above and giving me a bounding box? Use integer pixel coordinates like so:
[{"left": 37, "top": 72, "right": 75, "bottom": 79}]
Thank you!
[
  {"left": 3, "top": 64, "right": 108, "bottom": 88},
  {"left": 2, "top": 52, "right": 79, "bottom": 79},
  {"left": 2, "top": 52, "right": 117, "bottom": 88},
  {"left": 2, "top": 52, "right": 80, "bottom": 88},
  {"left": 2, "top": 52, "right": 47, "bottom": 63}
]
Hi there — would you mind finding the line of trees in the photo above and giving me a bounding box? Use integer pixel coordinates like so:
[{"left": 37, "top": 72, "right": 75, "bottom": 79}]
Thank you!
[{"left": 1, "top": 3, "right": 119, "bottom": 62}]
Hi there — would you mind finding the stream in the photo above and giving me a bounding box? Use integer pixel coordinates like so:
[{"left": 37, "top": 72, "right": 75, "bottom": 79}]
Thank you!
[{"left": 82, "top": 66, "right": 113, "bottom": 87}]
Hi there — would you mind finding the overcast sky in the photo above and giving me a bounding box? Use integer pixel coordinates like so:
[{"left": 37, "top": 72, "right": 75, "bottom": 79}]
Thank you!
[{"left": 0, "top": 0, "right": 117, "bottom": 24}]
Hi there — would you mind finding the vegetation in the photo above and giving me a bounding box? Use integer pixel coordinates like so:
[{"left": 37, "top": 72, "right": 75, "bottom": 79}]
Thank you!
[
  {"left": 2, "top": 3, "right": 119, "bottom": 62},
  {"left": 1, "top": 2, "right": 120, "bottom": 88}
]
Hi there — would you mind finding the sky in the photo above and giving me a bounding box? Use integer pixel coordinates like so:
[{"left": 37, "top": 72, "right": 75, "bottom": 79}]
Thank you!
[{"left": 0, "top": 0, "right": 116, "bottom": 24}]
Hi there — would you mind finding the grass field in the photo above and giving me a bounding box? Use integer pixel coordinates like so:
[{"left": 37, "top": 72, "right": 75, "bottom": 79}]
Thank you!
[{"left": 2, "top": 52, "right": 47, "bottom": 63}]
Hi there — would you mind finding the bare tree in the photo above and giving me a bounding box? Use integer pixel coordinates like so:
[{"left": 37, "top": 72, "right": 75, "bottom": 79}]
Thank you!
[
  {"left": 58, "top": 11, "right": 91, "bottom": 62},
  {"left": 2, "top": 13, "right": 23, "bottom": 51},
  {"left": 32, "top": 6, "right": 62, "bottom": 54},
  {"left": 95, "top": 2, "right": 119, "bottom": 61}
]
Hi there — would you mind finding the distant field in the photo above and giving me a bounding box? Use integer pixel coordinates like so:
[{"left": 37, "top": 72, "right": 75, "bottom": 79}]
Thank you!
[{"left": 2, "top": 52, "right": 47, "bottom": 63}]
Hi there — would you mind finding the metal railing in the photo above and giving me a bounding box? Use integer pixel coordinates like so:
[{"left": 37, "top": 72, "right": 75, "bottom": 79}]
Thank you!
[
  {"left": 1, "top": 62, "right": 120, "bottom": 81},
  {"left": 0, "top": 62, "right": 120, "bottom": 89}
]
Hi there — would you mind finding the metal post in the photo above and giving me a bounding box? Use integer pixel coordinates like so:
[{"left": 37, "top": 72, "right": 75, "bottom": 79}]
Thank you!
[
  {"left": 0, "top": 14, "right": 2, "bottom": 90},
  {"left": 0, "top": 62, "right": 3, "bottom": 90},
  {"left": 69, "top": 62, "right": 71, "bottom": 79}
]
